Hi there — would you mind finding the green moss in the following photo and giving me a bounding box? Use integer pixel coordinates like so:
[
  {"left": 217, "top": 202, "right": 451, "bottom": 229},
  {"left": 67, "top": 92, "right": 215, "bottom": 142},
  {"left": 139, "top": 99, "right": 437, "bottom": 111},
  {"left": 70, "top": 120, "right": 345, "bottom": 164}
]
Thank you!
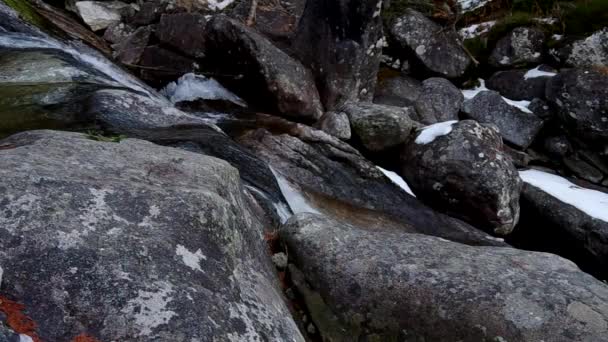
[
  {"left": 1, "top": 0, "right": 49, "bottom": 29},
  {"left": 86, "top": 130, "right": 127, "bottom": 143},
  {"left": 559, "top": 0, "right": 608, "bottom": 36}
]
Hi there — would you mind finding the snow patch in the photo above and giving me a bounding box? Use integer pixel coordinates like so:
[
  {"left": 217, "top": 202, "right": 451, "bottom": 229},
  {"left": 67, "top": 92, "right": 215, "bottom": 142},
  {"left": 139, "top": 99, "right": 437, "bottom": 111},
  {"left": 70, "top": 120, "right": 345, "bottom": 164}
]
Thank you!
[
  {"left": 377, "top": 167, "right": 416, "bottom": 197},
  {"left": 161, "top": 73, "right": 246, "bottom": 106},
  {"left": 519, "top": 169, "right": 608, "bottom": 222},
  {"left": 121, "top": 281, "right": 177, "bottom": 336},
  {"left": 503, "top": 98, "right": 533, "bottom": 114},
  {"left": 524, "top": 66, "right": 557, "bottom": 80},
  {"left": 271, "top": 168, "right": 321, "bottom": 215},
  {"left": 459, "top": 0, "right": 492, "bottom": 12},
  {"left": 176, "top": 244, "right": 206, "bottom": 272},
  {"left": 462, "top": 79, "right": 532, "bottom": 113},
  {"left": 552, "top": 34, "right": 563, "bottom": 41},
  {"left": 415, "top": 121, "right": 458, "bottom": 145},
  {"left": 206, "top": 0, "right": 236, "bottom": 10},
  {"left": 459, "top": 21, "right": 496, "bottom": 40},
  {"left": 19, "top": 335, "right": 34, "bottom": 342}
]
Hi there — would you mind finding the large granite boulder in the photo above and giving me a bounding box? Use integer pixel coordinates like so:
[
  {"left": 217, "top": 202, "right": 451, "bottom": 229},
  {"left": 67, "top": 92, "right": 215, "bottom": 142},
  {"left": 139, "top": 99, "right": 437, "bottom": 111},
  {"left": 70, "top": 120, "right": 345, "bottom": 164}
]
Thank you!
[
  {"left": 463, "top": 90, "right": 545, "bottom": 149},
  {"left": 281, "top": 213, "right": 608, "bottom": 341},
  {"left": 156, "top": 13, "right": 208, "bottom": 59},
  {"left": 293, "top": 0, "right": 384, "bottom": 108},
  {"left": 486, "top": 66, "right": 556, "bottom": 101},
  {"left": 0, "top": 130, "right": 304, "bottom": 341},
  {"left": 236, "top": 118, "right": 505, "bottom": 246},
  {"left": 489, "top": 27, "right": 545, "bottom": 67},
  {"left": 401, "top": 120, "right": 522, "bottom": 235},
  {"left": 564, "top": 28, "right": 608, "bottom": 68},
  {"left": 341, "top": 101, "right": 419, "bottom": 151},
  {"left": 414, "top": 77, "right": 463, "bottom": 124},
  {"left": 205, "top": 16, "right": 323, "bottom": 120},
  {"left": 389, "top": 9, "right": 471, "bottom": 78},
  {"left": 373, "top": 74, "right": 422, "bottom": 107},
  {"left": 546, "top": 68, "right": 608, "bottom": 144}
]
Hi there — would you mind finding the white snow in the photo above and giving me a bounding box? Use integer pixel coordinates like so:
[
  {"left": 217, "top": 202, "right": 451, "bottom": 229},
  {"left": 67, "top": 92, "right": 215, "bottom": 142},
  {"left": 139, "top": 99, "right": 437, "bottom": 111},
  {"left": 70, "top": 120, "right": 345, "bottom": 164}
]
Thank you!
[
  {"left": 161, "top": 73, "right": 246, "bottom": 106},
  {"left": 524, "top": 66, "right": 557, "bottom": 80},
  {"left": 377, "top": 167, "right": 416, "bottom": 197},
  {"left": 459, "top": 21, "right": 496, "bottom": 40},
  {"left": 19, "top": 335, "right": 34, "bottom": 342},
  {"left": 271, "top": 168, "right": 321, "bottom": 215},
  {"left": 206, "top": 0, "right": 236, "bottom": 10},
  {"left": 552, "top": 34, "right": 563, "bottom": 41},
  {"left": 519, "top": 169, "right": 608, "bottom": 222},
  {"left": 462, "top": 78, "right": 532, "bottom": 113},
  {"left": 459, "top": 0, "right": 492, "bottom": 13},
  {"left": 176, "top": 244, "right": 206, "bottom": 272},
  {"left": 415, "top": 121, "right": 458, "bottom": 145}
]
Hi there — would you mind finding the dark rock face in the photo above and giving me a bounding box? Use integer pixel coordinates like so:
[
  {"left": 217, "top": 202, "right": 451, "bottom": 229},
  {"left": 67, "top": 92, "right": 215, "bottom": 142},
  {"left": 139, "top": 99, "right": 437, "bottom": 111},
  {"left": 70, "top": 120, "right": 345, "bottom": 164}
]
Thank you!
[
  {"left": 518, "top": 170, "right": 608, "bottom": 275},
  {"left": 156, "top": 13, "right": 208, "bottom": 59},
  {"left": 237, "top": 122, "right": 505, "bottom": 246},
  {"left": 373, "top": 74, "right": 422, "bottom": 107},
  {"left": 463, "top": 90, "right": 544, "bottom": 149},
  {"left": 205, "top": 16, "right": 323, "bottom": 120},
  {"left": 490, "top": 27, "right": 545, "bottom": 67},
  {"left": 401, "top": 120, "right": 522, "bottom": 235},
  {"left": 544, "top": 135, "right": 572, "bottom": 157},
  {"left": 114, "top": 25, "right": 152, "bottom": 65},
  {"left": 341, "top": 101, "right": 418, "bottom": 151},
  {"left": 0, "top": 130, "right": 304, "bottom": 341},
  {"left": 390, "top": 9, "right": 471, "bottom": 78},
  {"left": 137, "top": 46, "right": 198, "bottom": 86},
  {"left": 563, "top": 155, "right": 604, "bottom": 184},
  {"left": 486, "top": 68, "right": 554, "bottom": 101},
  {"left": 281, "top": 213, "right": 608, "bottom": 341},
  {"left": 546, "top": 68, "right": 608, "bottom": 144},
  {"left": 414, "top": 77, "right": 463, "bottom": 124},
  {"left": 293, "top": 0, "right": 384, "bottom": 109},
  {"left": 564, "top": 28, "right": 608, "bottom": 68},
  {"left": 314, "top": 111, "right": 351, "bottom": 140},
  {"left": 131, "top": 0, "right": 166, "bottom": 26}
]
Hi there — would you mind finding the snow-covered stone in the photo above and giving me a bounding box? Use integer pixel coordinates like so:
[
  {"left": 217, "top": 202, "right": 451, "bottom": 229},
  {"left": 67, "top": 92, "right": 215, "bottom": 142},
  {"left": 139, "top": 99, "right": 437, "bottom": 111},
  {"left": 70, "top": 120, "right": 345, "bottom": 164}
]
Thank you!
[{"left": 414, "top": 120, "right": 458, "bottom": 144}]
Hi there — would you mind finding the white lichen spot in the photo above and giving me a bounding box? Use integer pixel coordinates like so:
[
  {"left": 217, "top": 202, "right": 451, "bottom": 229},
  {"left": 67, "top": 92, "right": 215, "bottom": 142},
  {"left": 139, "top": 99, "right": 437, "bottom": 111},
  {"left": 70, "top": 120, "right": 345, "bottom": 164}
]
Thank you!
[
  {"left": 121, "top": 281, "right": 177, "bottom": 336},
  {"left": 415, "top": 45, "right": 426, "bottom": 55},
  {"left": 176, "top": 244, "right": 207, "bottom": 272}
]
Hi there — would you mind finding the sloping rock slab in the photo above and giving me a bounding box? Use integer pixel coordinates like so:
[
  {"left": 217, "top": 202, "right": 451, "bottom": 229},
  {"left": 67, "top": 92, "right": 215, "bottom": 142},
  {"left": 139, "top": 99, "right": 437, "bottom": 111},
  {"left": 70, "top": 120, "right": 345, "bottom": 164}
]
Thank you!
[
  {"left": 282, "top": 213, "right": 608, "bottom": 342},
  {"left": 0, "top": 130, "right": 303, "bottom": 341}
]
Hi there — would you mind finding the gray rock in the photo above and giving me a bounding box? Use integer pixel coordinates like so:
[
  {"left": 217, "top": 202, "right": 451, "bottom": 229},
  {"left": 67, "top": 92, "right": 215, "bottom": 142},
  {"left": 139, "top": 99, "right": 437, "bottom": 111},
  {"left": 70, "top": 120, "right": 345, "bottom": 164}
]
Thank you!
[
  {"left": 390, "top": 9, "right": 471, "bottom": 78},
  {"left": 156, "top": 13, "right": 208, "bottom": 59},
  {"left": 74, "top": 1, "right": 131, "bottom": 31},
  {"left": 546, "top": 68, "right": 608, "bottom": 144},
  {"left": 341, "top": 101, "right": 418, "bottom": 151},
  {"left": 102, "top": 22, "right": 135, "bottom": 45},
  {"left": 463, "top": 90, "right": 544, "bottom": 149},
  {"left": 114, "top": 25, "right": 152, "bottom": 65},
  {"left": 281, "top": 212, "right": 608, "bottom": 342},
  {"left": 84, "top": 89, "right": 210, "bottom": 132},
  {"left": 0, "top": 322, "right": 20, "bottom": 342},
  {"left": 205, "top": 16, "right": 323, "bottom": 120},
  {"left": 414, "top": 77, "right": 463, "bottom": 124},
  {"left": 137, "top": 45, "right": 199, "bottom": 86},
  {"left": 564, "top": 155, "right": 604, "bottom": 184},
  {"left": 486, "top": 67, "right": 555, "bottom": 101},
  {"left": 315, "top": 111, "right": 351, "bottom": 140},
  {"left": 237, "top": 120, "right": 505, "bottom": 246},
  {"left": 544, "top": 135, "right": 572, "bottom": 157},
  {"left": 528, "top": 97, "right": 554, "bottom": 118},
  {"left": 131, "top": 0, "right": 166, "bottom": 25},
  {"left": 401, "top": 120, "right": 522, "bottom": 235},
  {"left": 293, "top": 0, "right": 383, "bottom": 108},
  {"left": 373, "top": 74, "right": 422, "bottom": 107},
  {"left": 0, "top": 130, "right": 304, "bottom": 341},
  {"left": 565, "top": 28, "right": 608, "bottom": 67},
  {"left": 490, "top": 27, "right": 545, "bottom": 67}
]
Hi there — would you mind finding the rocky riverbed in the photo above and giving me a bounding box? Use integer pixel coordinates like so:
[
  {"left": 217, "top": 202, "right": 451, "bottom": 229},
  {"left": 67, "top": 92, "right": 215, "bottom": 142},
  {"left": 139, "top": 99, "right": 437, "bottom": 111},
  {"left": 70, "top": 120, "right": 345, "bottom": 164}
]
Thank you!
[{"left": 1, "top": 0, "right": 608, "bottom": 340}]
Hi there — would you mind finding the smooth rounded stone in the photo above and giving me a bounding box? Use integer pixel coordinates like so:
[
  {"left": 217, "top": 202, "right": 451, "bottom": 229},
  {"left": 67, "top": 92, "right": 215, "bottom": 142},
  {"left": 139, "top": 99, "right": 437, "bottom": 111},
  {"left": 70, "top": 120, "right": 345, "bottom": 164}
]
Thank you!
[
  {"left": 341, "top": 101, "right": 419, "bottom": 151},
  {"left": 156, "top": 13, "right": 208, "bottom": 59},
  {"left": 293, "top": 0, "right": 383, "bottom": 108},
  {"left": 564, "top": 155, "right": 604, "bottom": 184},
  {"left": 414, "top": 77, "right": 463, "bottom": 124},
  {"left": 373, "top": 74, "right": 422, "bottom": 107},
  {"left": 205, "top": 16, "right": 323, "bottom": 120},
  {"left": 74, "top": 1, "right": 132, "bottom": 31},
  {"left": 0, "top": 130, "right": 304, "bottom": 341},
  {"left": 544, "top": 135, "right": 572, "bottom": 157},
  {"left": 281, "top": 213, "right": 608, "bottom": 342},
  {"left": 486, "top": 67, "right": 554, "bottom": 101},
  {"left": 390, "top": 9, "right": 471, "bottom": 78},
  {"left": 518, "top": 171, "right": 608, "bottom": 274},
  {"left": 314, "top": 111, "right": 351, "bottom": 140},
  {"left": 463, "top": 90, "right": 544, "bottom": 149},
  {"left": 401, "top": 120, "right": 522, "bottom": 235},
  {"left": 84, "top": 89, "right": 210, "bottom": 132},
  {"left": 114, "top": 25, "right": 152, "bottom": 65},
  {"left": 237, "top": 124, "right": 505, "bottom": 246},
  {"left": 565, "top": 28, "right": 608, "bottom": 67},
  {"left": 546, "top": 68, "right": 608, "bottom": 144},
  {"left": 489, "top": 27, "right": 545, "bottom": 67}
]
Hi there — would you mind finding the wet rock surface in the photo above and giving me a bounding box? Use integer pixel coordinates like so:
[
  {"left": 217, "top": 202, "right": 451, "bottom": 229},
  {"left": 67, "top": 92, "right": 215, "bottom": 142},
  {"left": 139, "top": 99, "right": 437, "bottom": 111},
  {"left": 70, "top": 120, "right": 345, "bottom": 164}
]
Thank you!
[
  {"left": 282, "top": 213, "right": 608, "bottom": 341},
  {"left": 401, "top": 120, "right": 523, "bottom": 235},
  {"left": 0, "top": 130, "right": 303, "bottom": 341}
]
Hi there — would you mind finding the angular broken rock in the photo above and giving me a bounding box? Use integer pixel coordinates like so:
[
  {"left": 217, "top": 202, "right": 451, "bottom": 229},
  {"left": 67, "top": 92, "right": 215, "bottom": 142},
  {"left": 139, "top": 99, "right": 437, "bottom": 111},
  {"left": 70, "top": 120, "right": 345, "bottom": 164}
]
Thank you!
[
  {"left": 463, "top": 90, "right": 544, "bottom": 149},
  {"left": 341, "top": 101, "right": 418, "bottom": 151},
  {"left": 74, "top": 1, "right": 131, "bottom": 31},
  {"left": 401, "top": 120, "right": 522, "bottom": 235},
  {"left": 0, "top": 130, "right": 304, "bottom": 341},
  {"left": 390, "top": 9, "right": 471, "bottom": 78},
  {"left": 565, "top": 28, "right": 608, "bottom": 68},
  {"left": 489, "top": 27, "right": 545, "bottom": 67},
  {"left": 314, "top": 111, "right": 351, "bottom": 140},
  {"left": 281, "top": 212, "right": 608, "bottom": 341}
]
